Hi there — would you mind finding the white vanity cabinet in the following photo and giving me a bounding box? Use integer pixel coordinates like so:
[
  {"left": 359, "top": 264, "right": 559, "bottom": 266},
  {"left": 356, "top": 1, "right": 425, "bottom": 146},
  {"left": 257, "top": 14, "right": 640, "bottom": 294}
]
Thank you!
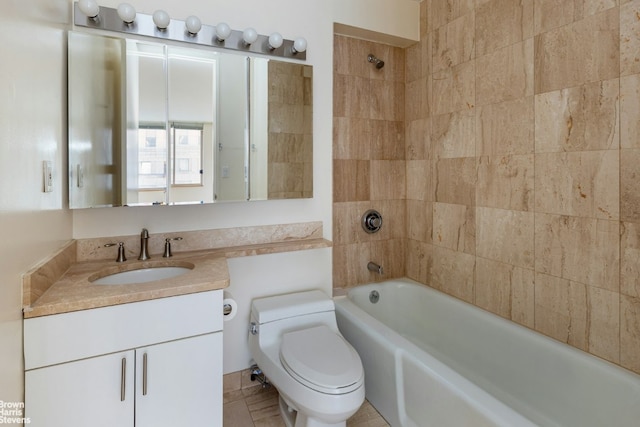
[
  {"left": 25, "top": 350, "right": 135, "bottom": 427},
  {"left": 135, "top": 333, "right": 222, "bottom": 426},
  {"left": 24, "top": 290, "right": 223, "bottom": 427}
]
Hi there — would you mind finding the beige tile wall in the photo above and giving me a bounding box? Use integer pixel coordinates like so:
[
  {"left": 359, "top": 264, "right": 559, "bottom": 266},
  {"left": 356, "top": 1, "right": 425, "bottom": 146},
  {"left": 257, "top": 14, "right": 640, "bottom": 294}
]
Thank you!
[
  {"left": 334, "top": 0, "right": 640, "bottom": 375},
  {"left": 333, "top": 36, "right": 407, "bottom": 287}
]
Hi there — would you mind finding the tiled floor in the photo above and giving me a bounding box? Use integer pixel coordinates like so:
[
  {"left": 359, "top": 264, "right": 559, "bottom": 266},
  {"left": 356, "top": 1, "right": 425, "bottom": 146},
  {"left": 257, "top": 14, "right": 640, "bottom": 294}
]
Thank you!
[{"left": 223, "top": 370, "right": 390, "bottom": 427}]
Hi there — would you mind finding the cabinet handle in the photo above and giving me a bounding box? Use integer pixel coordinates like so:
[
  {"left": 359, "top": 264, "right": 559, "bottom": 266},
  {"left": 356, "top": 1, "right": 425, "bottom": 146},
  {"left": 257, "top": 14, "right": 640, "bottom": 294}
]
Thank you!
[
  {"left": 143, "top": 353, "right": 148, "bottom": 396},
  {"left": 120, "top": 357, "right": 126, "bottom": 402}
]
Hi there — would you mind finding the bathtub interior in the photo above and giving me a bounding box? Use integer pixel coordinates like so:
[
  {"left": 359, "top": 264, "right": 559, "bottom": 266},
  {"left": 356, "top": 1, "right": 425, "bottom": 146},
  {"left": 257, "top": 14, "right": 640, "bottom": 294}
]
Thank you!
[
  {"left": 336, "top": 292, "right": 535, "bottom": 427},
  {"left": 336, "top": 279, "right": 640, "bottom": 427},
  {"left": 398, "top": 349, "right": 519, "bottom": 427}
]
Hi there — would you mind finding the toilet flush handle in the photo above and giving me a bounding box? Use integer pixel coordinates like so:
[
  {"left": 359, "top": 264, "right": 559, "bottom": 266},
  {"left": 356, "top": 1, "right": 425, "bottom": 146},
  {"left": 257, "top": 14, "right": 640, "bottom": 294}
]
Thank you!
[{"left": 250, "top": 322, "right": 259, "bottom": 335}]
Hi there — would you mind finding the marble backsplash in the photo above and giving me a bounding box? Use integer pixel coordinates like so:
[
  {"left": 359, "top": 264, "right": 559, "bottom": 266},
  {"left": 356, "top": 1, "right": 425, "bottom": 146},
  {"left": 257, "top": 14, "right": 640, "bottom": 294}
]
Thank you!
[{"left": 76, "top": 221, "right": 323, "bottom": 262}]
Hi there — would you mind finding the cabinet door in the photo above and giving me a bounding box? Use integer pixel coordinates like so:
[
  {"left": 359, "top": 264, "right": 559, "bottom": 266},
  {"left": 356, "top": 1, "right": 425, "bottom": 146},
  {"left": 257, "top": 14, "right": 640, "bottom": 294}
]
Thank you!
[
  {"left": 135, "top": 332, "right": 222, "bottom": 427},
  {"left": 25, "top": 351, "right": 135, "bottom": 427}
]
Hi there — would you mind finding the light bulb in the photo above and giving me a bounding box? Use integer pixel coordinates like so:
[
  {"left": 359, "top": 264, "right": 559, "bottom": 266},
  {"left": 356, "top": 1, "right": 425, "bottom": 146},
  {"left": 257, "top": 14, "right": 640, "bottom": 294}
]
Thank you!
[
  {"left": 152, "top": 10, "right": 170, "bottom": 30},
  {"left": 292, "top": 37, "right": 307, "bottom": 54},
  {"left": 78, "top": 0, "right": 99, "bottom": 19},
  {"left": 215, "top": 22, "right": 231, "bottom": 41},
  {"left": 117, "top": 3, "right": 136, "bottom": 24},
  {"left": 268, "top": 32, "right": 283, "bottom": 49},
  {"left": 242, "top": 28, "right": 258, "bottom": 45},
  {"left": 185, "top": 16, "right": 201, "bottom": 35}
]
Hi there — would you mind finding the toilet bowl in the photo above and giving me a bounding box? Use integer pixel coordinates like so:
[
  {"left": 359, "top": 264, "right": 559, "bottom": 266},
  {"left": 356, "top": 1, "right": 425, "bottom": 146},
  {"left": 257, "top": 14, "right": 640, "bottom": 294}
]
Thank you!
[{"left": 248, "top": 290, "right": 365, "bottom": 427}]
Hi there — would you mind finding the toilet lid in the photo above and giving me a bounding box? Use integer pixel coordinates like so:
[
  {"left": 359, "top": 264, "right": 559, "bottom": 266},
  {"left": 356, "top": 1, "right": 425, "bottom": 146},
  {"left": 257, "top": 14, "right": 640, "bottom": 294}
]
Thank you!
[{"left": 279, "top": 325, "right": 363, "bottom": 395}]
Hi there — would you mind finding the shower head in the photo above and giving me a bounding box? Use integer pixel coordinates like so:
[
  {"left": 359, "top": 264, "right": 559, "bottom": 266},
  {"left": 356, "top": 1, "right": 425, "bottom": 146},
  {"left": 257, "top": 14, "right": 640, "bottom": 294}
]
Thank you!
[{"left": 367, "top": 54, "right": 385, "bottom": 69}]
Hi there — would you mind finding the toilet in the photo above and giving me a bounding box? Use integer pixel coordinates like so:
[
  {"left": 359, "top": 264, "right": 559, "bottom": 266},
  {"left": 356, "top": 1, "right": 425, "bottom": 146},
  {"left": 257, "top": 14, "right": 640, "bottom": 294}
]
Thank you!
[{"left": 248, "top": 290, "right": 365, "bottom": 427}]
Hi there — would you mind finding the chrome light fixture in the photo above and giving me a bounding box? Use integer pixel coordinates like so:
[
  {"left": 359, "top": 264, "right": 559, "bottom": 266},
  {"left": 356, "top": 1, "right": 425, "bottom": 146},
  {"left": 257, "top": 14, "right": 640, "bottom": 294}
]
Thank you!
[{"left": 73, "top": 2, "right": 307, "bottom": 60}]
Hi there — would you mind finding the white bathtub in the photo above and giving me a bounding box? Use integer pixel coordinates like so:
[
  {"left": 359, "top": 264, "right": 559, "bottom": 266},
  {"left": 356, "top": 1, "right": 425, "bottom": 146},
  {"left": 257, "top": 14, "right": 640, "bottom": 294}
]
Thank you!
[{"left": 334, "top": 278, "right": 640, "bottom": 427}]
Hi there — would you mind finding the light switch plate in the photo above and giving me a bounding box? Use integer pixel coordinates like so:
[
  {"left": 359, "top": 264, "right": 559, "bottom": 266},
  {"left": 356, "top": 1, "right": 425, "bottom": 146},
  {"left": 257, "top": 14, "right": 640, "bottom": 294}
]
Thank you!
[{"left": 43, "top": 161, "right": 53, "bottom": 193}]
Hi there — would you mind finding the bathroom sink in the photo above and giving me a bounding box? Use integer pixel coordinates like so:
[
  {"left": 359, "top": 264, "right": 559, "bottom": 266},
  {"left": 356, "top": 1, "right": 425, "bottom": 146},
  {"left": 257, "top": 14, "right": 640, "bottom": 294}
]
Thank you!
[{"left": 90, "top": 264, "right": 193, "bottom": 285}]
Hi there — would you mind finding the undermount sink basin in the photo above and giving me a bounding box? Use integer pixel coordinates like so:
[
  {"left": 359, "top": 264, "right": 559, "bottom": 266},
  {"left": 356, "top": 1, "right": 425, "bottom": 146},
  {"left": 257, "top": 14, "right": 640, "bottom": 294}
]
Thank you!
[{"left": 90, "top": 264, "right": 193, "bottom": 285}]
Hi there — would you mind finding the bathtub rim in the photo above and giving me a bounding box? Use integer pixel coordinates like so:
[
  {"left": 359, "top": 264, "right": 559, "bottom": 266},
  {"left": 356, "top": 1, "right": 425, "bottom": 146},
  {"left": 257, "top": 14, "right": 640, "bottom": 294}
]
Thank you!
[{"left": 336, "top": 278, "right": 640, "bottom": 384}]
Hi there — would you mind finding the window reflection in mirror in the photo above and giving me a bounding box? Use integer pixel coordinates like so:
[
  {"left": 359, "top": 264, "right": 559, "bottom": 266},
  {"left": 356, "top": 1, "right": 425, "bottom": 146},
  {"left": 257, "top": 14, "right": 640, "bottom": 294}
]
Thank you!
[
  {"left": 135, "top": 124, "right": 205, "bottom": 193},
  {"left": 172, "top": 124, "right": 204, "bottom": 186},
  {"left": 125, "top": 41, "right": 217, "bottom": 205}
]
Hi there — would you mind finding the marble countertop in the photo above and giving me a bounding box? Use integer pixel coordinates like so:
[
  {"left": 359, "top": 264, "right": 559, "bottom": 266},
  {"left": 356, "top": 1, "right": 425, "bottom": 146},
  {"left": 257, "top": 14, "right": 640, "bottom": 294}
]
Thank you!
[
  {"left": 23, "top": 234, "right": 332, "bottom": 319},
  {"left": 23, "top": 250, "right": 230, "bottom": 318}
]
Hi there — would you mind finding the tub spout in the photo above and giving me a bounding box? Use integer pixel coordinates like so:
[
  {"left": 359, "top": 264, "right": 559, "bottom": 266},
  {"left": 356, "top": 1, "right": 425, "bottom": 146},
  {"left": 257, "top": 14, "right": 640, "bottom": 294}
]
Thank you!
[{"left": 367, "top": 262, "right": 384, "bottom": 275}]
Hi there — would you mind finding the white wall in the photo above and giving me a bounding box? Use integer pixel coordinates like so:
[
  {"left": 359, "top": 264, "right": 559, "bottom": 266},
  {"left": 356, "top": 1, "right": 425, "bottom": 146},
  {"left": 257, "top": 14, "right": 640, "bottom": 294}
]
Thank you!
[
  {"left": 0, "top": 0, "right": 74, "bottom": 406},
  {"left": 0, "top": 0, "right": 418, "bottom": 406},
  {"left": 223, "top": 248, "right": 332, "bottom": 374}
]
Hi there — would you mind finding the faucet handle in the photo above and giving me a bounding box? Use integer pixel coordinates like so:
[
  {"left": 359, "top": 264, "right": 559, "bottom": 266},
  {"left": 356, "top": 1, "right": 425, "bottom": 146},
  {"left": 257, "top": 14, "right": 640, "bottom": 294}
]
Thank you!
[
  {"left": 105, "top": 242, "right": 127, "bottom": 263},
  {"left": 163, "top": 237, "right": 183, "bottom": 258}
]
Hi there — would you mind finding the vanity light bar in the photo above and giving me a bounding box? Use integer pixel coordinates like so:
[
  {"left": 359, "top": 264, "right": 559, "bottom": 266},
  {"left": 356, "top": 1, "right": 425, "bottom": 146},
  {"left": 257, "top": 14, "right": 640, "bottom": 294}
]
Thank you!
[{"left": 73, "top": 2, "right": 307, "bottom": 61}]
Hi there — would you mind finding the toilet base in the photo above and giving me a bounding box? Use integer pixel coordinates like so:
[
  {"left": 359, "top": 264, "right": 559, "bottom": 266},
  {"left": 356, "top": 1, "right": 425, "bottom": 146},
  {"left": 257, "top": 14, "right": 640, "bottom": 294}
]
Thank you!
[
  {"left": 278, "top": 395, "right": 296, "bottom": 427},
  {"left": 279, "top": 395, "right": 346, "bottom": 427}
]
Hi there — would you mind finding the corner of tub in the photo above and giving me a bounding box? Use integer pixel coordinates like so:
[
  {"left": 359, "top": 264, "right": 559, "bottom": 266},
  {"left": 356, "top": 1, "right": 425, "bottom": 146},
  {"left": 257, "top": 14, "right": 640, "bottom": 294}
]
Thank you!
[{"left": 332, "top": 287, "right": 349, "bottom": 298}]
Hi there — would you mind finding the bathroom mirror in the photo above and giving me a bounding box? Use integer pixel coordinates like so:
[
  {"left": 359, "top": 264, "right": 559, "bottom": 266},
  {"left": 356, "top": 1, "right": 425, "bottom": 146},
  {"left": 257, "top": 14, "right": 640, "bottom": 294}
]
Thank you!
[{"left": 68, "top": 31, "right": 312, "bottom": 208}]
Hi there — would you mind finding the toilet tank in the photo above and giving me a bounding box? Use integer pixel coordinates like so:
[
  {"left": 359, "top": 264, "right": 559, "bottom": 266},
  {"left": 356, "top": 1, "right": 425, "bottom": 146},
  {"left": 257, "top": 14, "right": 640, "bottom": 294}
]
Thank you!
[{"left": 251, "top": 290, "right": 335, "bottom": 325}]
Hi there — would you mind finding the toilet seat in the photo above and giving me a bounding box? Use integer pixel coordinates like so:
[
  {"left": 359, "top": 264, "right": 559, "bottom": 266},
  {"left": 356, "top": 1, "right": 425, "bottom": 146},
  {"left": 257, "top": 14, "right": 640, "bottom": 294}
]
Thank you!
[{"left": 279, "top": 325, "right": 363, "bottom": 395}]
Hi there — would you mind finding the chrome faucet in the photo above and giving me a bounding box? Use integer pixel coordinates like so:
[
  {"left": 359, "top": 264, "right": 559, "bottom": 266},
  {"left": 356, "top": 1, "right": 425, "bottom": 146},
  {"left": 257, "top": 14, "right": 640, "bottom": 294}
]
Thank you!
[
  {"left": 138, "top": 228, "right": 151, "bottom": 260},
  {"left": 367, "top": 261, "right": 384, "bottom": 275}
]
